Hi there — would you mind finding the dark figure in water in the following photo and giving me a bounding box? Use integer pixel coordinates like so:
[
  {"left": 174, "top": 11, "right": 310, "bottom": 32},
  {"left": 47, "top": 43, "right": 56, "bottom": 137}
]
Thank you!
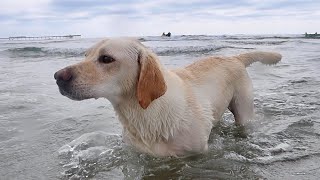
[{"left": 161, "top": 32, "right": 171, "bottom": 37}]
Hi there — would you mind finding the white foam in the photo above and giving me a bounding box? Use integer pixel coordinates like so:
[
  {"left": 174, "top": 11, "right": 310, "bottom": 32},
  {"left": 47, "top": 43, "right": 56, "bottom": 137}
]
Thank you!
[{"left": 58, "top": 131, "right": 124, "bottom": 178}]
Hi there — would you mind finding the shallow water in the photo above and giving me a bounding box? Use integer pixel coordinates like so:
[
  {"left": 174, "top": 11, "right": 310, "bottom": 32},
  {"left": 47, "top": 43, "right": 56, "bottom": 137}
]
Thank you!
[{"left": 0, "top": 35, "right": 320, "bottom": 179}]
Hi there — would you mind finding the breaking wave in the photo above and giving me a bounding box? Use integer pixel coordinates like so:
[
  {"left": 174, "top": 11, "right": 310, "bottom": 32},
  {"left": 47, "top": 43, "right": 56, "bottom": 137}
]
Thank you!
[
  {"left": 4, "top": 47, "right": 86, "bottom": 58},
  {"left": 3, "top": 45, "right": 255, "bottom": 58},
  {"left": 153, "top": 46, "right": 255, "bottom": 56},
  {"left": 223, "top": 40, "right": 288, "bottom": 45},
  {"left": 140, "top": 35, "right": 303, "bottom": 42}
]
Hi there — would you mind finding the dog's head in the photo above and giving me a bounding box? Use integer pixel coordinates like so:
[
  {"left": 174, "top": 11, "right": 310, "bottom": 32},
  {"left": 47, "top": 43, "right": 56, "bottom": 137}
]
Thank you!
[{"left": 54, "top": 38, "right": 167, "bottom": 109}]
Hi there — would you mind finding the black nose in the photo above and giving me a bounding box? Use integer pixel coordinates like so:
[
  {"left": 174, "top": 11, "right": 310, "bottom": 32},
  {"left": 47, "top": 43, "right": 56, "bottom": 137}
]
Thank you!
[{"left": 54, "top": 68, "right": 72, "bottom": 86}]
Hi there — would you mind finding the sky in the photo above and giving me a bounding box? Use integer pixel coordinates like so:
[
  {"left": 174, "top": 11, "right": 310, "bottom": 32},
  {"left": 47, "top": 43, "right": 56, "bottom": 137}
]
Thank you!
[{"left": 0, "top": 0, "right": 319, "bottom": 37}]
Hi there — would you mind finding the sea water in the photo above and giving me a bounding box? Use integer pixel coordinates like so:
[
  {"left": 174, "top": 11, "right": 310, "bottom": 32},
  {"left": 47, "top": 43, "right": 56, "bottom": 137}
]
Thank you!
[{"left": 0, "top": 35, "right": 320, "bottom": 179}]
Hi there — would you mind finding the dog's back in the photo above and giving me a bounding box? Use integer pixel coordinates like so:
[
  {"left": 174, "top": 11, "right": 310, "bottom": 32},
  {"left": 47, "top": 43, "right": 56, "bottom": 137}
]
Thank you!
[{"left": 174, "top": 52, "right": 281, "bottom": 124}]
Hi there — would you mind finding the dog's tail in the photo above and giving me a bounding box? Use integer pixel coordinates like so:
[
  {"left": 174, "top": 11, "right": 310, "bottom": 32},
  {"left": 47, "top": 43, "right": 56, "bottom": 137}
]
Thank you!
[{"left": 235, "top": 51, "right": 282, "bottom": 67}]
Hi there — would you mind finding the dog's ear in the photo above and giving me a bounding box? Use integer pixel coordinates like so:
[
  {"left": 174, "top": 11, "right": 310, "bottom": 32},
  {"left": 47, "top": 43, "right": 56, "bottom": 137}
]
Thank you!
[{"left": 137, "top": 50, "right": 167, "bottom": 109}]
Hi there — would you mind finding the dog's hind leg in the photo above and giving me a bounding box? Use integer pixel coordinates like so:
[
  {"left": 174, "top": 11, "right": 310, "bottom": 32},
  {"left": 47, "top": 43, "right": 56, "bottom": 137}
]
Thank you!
[{"left": 228, "top": 82, "right": 254, "bottom": 125}]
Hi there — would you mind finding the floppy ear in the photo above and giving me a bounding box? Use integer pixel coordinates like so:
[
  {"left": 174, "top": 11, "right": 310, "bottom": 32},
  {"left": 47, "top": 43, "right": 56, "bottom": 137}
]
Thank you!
[{"left": 137, "top": 50, "right": 167, "bottom": 109}]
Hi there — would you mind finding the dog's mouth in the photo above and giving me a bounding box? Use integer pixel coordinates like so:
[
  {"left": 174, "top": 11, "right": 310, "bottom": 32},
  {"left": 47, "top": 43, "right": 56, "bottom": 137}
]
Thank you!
[{"left": 57, "top": 83, "right": 92, "bottom": 101}]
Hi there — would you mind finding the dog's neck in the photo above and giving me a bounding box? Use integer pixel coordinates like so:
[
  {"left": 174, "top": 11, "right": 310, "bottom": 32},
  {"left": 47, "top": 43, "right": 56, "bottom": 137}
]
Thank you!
[{"left": 112, "top": 71, "right": 188, "bottom": 148}]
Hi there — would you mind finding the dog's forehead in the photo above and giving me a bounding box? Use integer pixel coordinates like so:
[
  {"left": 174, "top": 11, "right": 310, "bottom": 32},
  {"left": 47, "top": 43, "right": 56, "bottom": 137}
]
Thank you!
[
  {"left": 105, "top": 38, "right": 139, "bottom": 49},
  {"left": 85, "top": 39, "right": 108, "bottom": 57},
  {"left": 85, "top": 38, "right": 141, "bottom": 60},
  {"left": 102, "top": 38, "right": 141, "bottom": 56}
]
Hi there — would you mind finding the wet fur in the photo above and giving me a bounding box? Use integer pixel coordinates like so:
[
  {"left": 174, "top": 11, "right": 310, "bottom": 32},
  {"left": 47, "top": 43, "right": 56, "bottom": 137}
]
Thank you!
[{"left": 55, "top": 38, "right": 281, "bottom": 157}]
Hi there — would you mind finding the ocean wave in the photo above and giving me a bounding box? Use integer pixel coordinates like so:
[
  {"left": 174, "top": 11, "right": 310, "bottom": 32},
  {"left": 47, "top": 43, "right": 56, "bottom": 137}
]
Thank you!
[
  {"left": 153, "top": 45, "right": 255, "bottom": 56},
  {"left": 9, "top": 47, "right": 43, "bottom": 52},
  {"left": 2, "top": 45, "right": 254, "bottom": 58},
  {"left": 221, "top": 35, "right": 301, "bottom": 40},
  {"left": 140, "top": 35, "right": 302, "bottom": 42},
  {"left": 140, "top": 35, "right": 221, "bottom": 42},
  {"left": 3, "top": 46, "right": 85, "bottom": 58},
  {"left": 224, "top": 40, "right": 288, "bottom": 45},
  {"left": 58, "top": 132, "right": 127, "bottom": 179}
]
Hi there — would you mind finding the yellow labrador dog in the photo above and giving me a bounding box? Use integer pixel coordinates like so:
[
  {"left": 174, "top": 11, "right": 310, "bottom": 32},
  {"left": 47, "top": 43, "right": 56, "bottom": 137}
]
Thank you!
[{"left": 54, "top": 38, "right": 281, "bottom": 157}]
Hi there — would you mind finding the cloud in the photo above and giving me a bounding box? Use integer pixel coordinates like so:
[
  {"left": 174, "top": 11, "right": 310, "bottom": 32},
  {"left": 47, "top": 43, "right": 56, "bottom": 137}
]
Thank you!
[
  {"left": 0, "top": 0, "right": 51, "bottom": 15},
  {"left": 0, "top": 0, "right": 319, "bottom": 37}
]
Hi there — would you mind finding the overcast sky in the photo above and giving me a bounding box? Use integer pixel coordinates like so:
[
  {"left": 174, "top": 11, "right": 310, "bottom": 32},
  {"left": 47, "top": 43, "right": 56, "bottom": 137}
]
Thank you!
[{"left": 1, "top": 0, "right": 319, "bottom": 37}]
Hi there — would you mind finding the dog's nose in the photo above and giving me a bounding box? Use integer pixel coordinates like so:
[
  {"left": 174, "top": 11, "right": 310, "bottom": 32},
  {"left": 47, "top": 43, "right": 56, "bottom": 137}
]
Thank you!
[{"left": 54, "top": 68, "right": 72, "bottom": 85}]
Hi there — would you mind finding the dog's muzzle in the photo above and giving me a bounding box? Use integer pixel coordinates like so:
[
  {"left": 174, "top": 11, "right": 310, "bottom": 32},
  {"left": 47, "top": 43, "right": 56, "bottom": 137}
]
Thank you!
[{"left": 54, "top": 67, "right": 75, "bottom": 96}]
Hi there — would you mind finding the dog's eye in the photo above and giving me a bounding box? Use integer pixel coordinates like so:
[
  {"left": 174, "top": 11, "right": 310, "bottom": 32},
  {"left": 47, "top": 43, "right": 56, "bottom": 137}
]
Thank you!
[{"left": 99, "top": 55, "right": 115, "bottom": 64}]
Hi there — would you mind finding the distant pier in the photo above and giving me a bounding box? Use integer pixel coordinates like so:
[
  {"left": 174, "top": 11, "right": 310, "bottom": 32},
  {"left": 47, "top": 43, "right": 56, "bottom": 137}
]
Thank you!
[{"left": 4, "top": 34, "right": 81, "bottom": 40}]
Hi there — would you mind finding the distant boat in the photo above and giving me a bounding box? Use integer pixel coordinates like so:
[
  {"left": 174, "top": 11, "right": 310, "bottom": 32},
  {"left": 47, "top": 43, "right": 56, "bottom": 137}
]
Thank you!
[
  {"left": 161, "top": 32, "right": 171, "bottom": 37},
  {"left": 304, "top": 32, "right": 320, "bottom": 39}
]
